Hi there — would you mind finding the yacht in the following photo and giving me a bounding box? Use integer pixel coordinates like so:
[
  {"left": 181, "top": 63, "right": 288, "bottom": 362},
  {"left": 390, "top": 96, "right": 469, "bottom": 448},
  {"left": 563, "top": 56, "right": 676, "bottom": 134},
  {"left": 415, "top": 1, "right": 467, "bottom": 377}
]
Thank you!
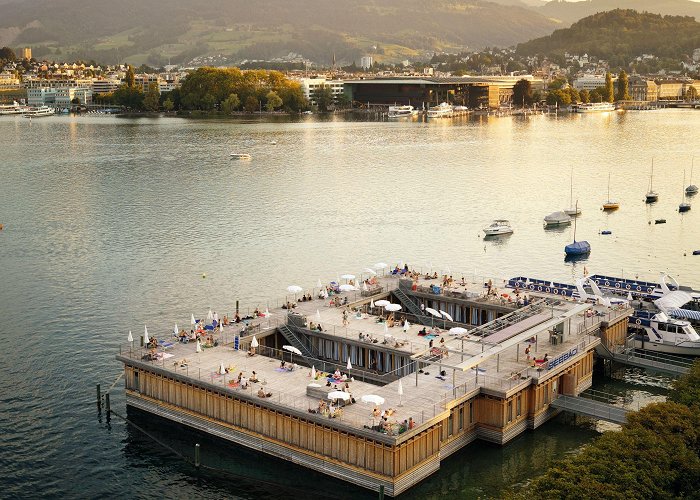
[
  {"left": 563, "top": 169, "right": 581, "bottom": 216},
  {"left": 23, "top": 105, "right": 55, "bottom": 117},
  {"left": 543, "top": 211, "right": 572, "bottom": 227},
  {"left": 574, "top": 102, "right": 616, "bottom": 113},
  {"left": 483, "top": 220, "right": 513, "bottom": 236},
  {"left": 229, "top": 153, "right": 252, "bottom": 160},
  {"left": 602, "top": 172, "right": 620, "bottom": 210},
  {"left": 630, "top": 310, "right": 700, "bottom": 355},
  {"left": 645, "top": 160, "right": 658, "bottom": 203},
  {"left": 0, "top": 101, "right": 24, "bottom": 115},
  {"left": 687, "top": 158, "right": 698, "bottom": 194},
  {"left": 387, "top": 105, "right": 418, "bottom": 119},
  {"left": 679, "top": 169, "right": 691, "bottom": 212},
  {"left": 427, "top": 102, "right": 453, "bottom": 118}
]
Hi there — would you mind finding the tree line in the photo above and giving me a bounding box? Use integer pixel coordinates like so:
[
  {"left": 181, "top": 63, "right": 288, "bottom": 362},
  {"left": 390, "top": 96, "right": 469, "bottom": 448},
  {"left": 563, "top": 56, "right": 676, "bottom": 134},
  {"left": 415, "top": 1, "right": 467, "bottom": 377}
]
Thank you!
[{"left": 510, "top": 360, "right": 700, "bottom": 499}]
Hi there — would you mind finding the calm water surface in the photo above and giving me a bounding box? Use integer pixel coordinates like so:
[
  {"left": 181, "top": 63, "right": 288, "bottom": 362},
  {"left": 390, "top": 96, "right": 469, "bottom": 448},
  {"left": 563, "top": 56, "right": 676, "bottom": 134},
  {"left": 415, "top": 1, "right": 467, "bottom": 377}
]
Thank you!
[{"left": 0, "top": 111, "right": 697, "bottom": 498}]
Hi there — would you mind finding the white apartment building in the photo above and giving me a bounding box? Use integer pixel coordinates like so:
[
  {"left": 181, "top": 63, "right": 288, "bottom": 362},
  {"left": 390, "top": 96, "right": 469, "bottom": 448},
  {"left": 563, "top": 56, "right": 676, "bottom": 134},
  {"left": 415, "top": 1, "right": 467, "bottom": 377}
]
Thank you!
[
  {"left": 91, "top": 78, "right": 121, "bottom": 94},
  {"left": 0, "top": 73, "right": 21, "bottom": 90},
  {"left": 360, "top": 56, "right": 373, "bottom": 70},
  {"left": 298, "top": 77, "right": 345, "bottom": 105},
  {"left": 27, "top": 87, "right": 92, "bottom": 106}
]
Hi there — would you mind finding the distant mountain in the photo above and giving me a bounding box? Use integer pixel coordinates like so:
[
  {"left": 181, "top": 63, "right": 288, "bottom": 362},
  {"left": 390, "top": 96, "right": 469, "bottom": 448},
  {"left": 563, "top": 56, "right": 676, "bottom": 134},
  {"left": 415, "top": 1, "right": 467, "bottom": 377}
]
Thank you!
[
  {"left": 0, "top": 0, "right": 561, "bottom": 65},
  {"left": 538, "top": 0, "right": 700, "bottom": 25},
  {"left": 517, "top": 9, "right": 700, "bottom": 64}
]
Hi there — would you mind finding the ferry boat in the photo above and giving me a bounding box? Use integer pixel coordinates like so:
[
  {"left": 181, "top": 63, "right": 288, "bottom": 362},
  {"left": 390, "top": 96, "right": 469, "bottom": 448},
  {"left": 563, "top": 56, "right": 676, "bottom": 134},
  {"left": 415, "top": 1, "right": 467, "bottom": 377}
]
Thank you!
[
  {"left": 387, "top": 105, "right": 418, "bottom": 119},
  {"left": 23, "top": 105, "right": 55, "bottom": 118},
  {"left": 229, "top": 153, "right": 252, "bottom": 160},
  {"left": 0, "top": 101, "right": 24, "bottom": 115},
  {"left": 483, "top": 220, "right": 513, "bottom": 236},
  {"left": 427, "top": 102, "right": 453, "bottom": 118},
  {"left": 574, "top": 102, "right": 616, "bottom": 113}
]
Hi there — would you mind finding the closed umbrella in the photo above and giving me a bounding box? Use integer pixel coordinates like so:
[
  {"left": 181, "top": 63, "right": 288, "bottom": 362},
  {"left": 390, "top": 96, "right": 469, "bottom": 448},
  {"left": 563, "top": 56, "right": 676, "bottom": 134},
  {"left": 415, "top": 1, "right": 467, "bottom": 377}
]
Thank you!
[
  {"left": 174, "top": 324, "right": 179, "bottom": 335},
  {"left": 144, "top": 325, "right": 149, "bottom": 344},
  {"left": 214, "top": 312, "right": 219, "bottom": 323},
  {"left": 127, "top": 330, "right": 133, "bottom": 343},
  {"left": 627, "top": 292, "right": 633, "bottom": 301},
  {"left": 398, "top": 379, "right": 404, "bottom": 406},
  {"left": 385, "top": 304, "right": 402, "bottom": 312},
  {"left": 251, "top": 336, "right": 259, "bottom": 348},
  {"left": 315, "top": 309, "right": 321, "bottom": 321},
  {"left": 361, "top": 394, "right": 385, "bottom": 405},
  {"left": 370, "top": 299, "right": 375, "bottom": 308},
  {"left": 317, "top": 278, "right": 323, "bottom": 288},
  {"left": 207, "top": 309, "right": 213, "bottom": 322},
  {"left": 311, "top": 365, "right": 317, "bottom": 379},
  {"left": 196, "top": 340, "right": 202, "bottom": 353},
  {"left": 219, "top": 362, "right": 226, "bottom": 375},
  {"left": 191, "top": 314, "right": 196, "bottom": 326},
  {"left": 362, "top": 282, "right": 369, "bottom": 292},
  {"left": 403, "top": 320, "right": 410, "bottom": 332},
  {"left": 384, "top": 322, "right": 389, "bottom": 334},
  {"left": 347, "top": 357, "right": 352, "bottom": 370},
  {"left": 375, "top": 299, "right": 390, "bottom": 307}
]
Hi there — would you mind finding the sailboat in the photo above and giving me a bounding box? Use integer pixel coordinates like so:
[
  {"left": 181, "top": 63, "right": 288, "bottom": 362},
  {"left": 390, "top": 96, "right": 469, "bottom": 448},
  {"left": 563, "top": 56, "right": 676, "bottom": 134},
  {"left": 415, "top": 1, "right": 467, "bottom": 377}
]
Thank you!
[
  {"left": 687, "top": 157, "right": 698, "bottom": 194},
  {"left": 602, "top": 173, "right": 620, "bottom": 210},
  {"left": 564, "top": 169, "right": 581, "bottom": 216},
  {"left": 645, "top": 159, "right": 658, "bottom": 203},
  {"left": 679, "top": 170, "right": 691, "bottom": 213},
  {"left": 565, "top": 201, "right": 591, "bottom": 256}
]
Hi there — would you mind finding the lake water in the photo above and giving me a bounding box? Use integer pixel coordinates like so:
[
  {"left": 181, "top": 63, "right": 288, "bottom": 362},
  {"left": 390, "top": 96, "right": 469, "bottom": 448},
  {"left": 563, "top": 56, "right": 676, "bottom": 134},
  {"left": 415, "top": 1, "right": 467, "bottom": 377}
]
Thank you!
[{"left": 0, "top": 110, "right": 696, "bottom": 498}]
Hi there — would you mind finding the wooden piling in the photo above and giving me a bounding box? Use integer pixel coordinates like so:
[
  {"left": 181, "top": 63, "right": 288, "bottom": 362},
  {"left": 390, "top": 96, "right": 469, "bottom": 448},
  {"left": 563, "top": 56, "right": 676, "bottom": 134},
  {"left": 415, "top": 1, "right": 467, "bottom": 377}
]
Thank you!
[
  {"left": 96, "top": 384, "right": 101, "bottom": 412},
  {"left": 105, "top": 393, "right": 111, "bottom": 421},
  {"left": 379, "top": 484, "right": 385, "bottom": 500},
  {"left": 195, "top": 443, "right": 201, "bottom": 468}
]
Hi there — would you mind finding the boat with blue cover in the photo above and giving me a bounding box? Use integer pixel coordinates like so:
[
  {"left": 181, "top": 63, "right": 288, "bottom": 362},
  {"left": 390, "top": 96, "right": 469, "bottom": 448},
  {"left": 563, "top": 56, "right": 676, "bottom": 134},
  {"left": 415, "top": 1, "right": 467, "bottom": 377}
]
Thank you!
[{"left": 564, "top": 201, "right": 590, "bottom": 256}]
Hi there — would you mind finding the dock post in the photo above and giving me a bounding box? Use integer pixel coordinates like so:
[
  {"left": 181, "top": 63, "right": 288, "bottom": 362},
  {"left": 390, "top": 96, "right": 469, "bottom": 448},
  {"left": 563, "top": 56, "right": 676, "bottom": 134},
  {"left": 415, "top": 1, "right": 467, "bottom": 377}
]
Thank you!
[
  {"left": 105, "top": 393, "right": 111, "bottom": 421},
  {"left": 195, "top": 443, "right": 201, "bottom": 468},
  {"left": 140, "top": 335, "right": 144, "bottom": 347},
  {"left": 378, "top": 485, "right": 385, "bottom": 500},
  {"left": 96, "top": 384, "right": 101, "bottom": 412}
]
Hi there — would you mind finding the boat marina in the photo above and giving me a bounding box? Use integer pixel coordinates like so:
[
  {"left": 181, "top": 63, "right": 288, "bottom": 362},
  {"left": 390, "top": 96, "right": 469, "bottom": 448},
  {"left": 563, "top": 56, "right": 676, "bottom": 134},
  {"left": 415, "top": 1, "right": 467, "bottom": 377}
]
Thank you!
[{"left": 115, "top": 266, "right": 683, "bottom": 496}]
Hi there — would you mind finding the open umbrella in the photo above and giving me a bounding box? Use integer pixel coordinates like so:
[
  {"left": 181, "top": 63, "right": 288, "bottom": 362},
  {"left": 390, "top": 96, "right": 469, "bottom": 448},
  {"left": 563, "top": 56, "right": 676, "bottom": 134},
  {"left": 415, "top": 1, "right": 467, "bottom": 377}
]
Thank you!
[
  {"left": 127, "top": 330, "right": 133, "bottom": 343},
  {"left": 144, "top": 325, "right": 149, "bottom": 344},
  {"left": 191, "top": 314, "right": 196, "bottom": 326},
  {"left": 196, "top": 340, "right": 202, "bottom": 353},
  {"left": 341, "top": 274, "right": 355, "bottom": 281},
  {"left": 440, "top": 310, "right": 454, "bottom": 322},
  {"left": 364, "top": 268, "right": 377, "bottom": 276},
  {"left": 385, "top": 304, "right": 402, "bottom": 312},
  {"left": 375, "top": 299, "right": 390, "bottom": 307},
  {"left": 374, "top": 262, "right": 388, "bottom": 269},
  {"left": 311, "top": 365, "right": 317, "bottom": 379},
  {"left": 283, "top": 344, "right": 302, "bottom": 363},
  {"left": 287, "top": 285, "right": 303, "bottom": 294},
  {"left": 251, "top": 336, "right": 259, "bottom": 348},
  {"left": 361, "top": 394, "right": 385, "bottom": 405},
  {"left": 328, "top": 391, "right": 351, "bottom": 401},
  {"left": 347, "top": 357, "right": 352, "bottom": 370},
  {"left": 425, "top": 307, "right": 441, "bottom": 317},
  {"left": 339, "top": 284, "right": 357, "bottom": 292},
  {"left": 449, "top": 327, "right": 468, "bottom": 335}
]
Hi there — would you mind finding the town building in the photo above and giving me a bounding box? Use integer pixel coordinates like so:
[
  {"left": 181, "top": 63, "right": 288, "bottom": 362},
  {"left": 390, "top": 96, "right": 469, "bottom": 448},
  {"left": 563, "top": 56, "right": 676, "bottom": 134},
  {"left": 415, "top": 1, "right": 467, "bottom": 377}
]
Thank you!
[
  {"left": 21, "top": 47, "right": 32, "bottom": 60},
  {"left": 360, "top": 56, "right": 373, "bottom": 70},
  {"left": 0, "top": 73, "right": 21, "bottom": 90},
  {"left": 628, "top": 76, "right": 658, "bottom": 102},
  {"left": 298, "top": 77, "right": 345, "bottom": 105}
]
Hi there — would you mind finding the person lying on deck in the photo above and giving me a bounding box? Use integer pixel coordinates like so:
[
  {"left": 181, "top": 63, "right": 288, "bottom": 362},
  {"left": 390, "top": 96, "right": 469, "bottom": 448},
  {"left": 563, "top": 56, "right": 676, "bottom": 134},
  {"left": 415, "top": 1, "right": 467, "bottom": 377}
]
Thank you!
[{"left": 257, "top": 388, "right": 272, "bottom": 398}]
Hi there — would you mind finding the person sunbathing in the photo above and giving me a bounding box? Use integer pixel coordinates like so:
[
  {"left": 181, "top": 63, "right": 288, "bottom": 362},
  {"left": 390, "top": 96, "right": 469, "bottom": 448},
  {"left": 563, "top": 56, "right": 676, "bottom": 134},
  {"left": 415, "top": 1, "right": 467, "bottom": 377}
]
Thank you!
[{"left": 250, "top": 371, "right": 259, "bottom": 383}]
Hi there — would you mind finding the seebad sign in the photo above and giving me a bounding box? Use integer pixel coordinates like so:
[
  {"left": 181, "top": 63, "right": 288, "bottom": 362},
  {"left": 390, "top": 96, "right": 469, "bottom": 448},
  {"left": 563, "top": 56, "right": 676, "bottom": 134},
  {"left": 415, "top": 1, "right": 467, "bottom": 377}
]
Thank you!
[{"left": 548, "top": 347, "right": 578, "bottom": 370}]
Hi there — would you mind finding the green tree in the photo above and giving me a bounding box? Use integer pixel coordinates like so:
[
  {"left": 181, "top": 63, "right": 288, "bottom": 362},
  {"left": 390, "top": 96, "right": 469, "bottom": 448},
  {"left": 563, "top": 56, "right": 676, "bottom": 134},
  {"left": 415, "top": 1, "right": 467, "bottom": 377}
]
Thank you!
[
  {"left": 579, "top": 88, "right": 590, "bottom": 103},
  {"left": 686, "top": 86, "right": 698, "bottom": 102},
  {"left": 545, "top": 89, "right": 572, "bottom": 107},
  {"left": 221, "top": 93, "right": 240, "bottom": 114},
  {"left": 162, "top": 98, "right": 174, "bottom": 112},
  {"left": 113, "top": 85, "right": 144, "bottom": 110},
  {"left": 312, "top": 84, "right": 334, "bottom": 112},
  {"left": 265, "top": 90, "right": 282, "bottom": 112},
  {"left": 669, "top": 360, "right": 700, "bottom": 408},
  {"left": 589, "top": 87, "right": 605, "bottom": 102},
  {"left": 243, "top": 95, "right": 259, "bottom": 113},
  {"left": 0, "top": 46, "right": 16, "bottom": 61},
  {"left": 143, "top": 82, "right": 160, "bottom": 111},
  {"left": 335, "top": 92, "right": 351, "bottom": 108},
  {"left": 512, "top": 79, "right": 534, "bottom": 107},
  {"left": 548, "top": 77, "right": 568, "bottom": 90},
  {"left": 616, "top": 70, "right": 630, "bottom": 101},
  {"left": 604, "top": 72, "right": 614, "bottom": 103},
  {"left": 125, "top": 65, "right": 136, "bottom": 88}
]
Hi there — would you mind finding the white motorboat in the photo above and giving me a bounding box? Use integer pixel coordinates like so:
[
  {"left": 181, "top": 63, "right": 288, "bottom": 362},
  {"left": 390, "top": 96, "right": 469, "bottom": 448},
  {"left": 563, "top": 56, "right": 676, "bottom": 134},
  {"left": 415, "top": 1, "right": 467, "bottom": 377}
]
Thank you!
[
  {"left": 574, "top": 102, "right": 616, "bottom": 113},
  {"left": 630, "top": 310, "right": 700, "bottom": 356},
  {"left": 387, "top": 105, "right": 418, "bottom": 119},
  {"left": 483, "top": 220, "right": 513, "bottom": 236},
  {"left": 23, "top": 105, "right": 55, "bottom": 117},
  {"left": 645, "top": 159, "right": 658, "bottom": 203},
  {"left": 230, "top": 153, "right": 252, "bottom": 160},
  {"left": 427, "top": 102, "right": 453, "bottom": 118},
  {"left": 543, "top": 211, "right": 572, "bottom": 227}
]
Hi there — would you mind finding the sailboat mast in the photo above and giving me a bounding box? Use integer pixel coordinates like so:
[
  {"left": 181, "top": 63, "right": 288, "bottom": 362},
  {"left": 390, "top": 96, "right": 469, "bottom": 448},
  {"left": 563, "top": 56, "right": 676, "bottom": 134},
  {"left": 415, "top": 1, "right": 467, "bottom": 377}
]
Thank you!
[
  {"left": 572, "top": 200, "right": 578, "bottom": 242},
  {"left": 607, "top": 172, "right": 611, "bottom": 201}
]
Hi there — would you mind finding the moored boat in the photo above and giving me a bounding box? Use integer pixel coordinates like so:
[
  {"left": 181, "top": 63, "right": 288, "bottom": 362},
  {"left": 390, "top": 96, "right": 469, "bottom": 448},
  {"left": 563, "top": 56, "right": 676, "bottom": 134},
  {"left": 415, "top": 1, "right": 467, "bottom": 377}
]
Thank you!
[
  {"left": 427, "top": 102, "right": 453, "bottom": 118},
  {"left": 230, "top": 153, "right": 252, "bottom": 160},
  {"left": 483, "top": 220, "right": 513, "bottom": 236},
  {"left": 23, "top": 105, "right": 55, "bottom": 117},
  {"left": 387, "top": 105, "right": 418, "bottom": 119},
  {"left": 574, "top": 102, "right": 616, "bottom": 113},
  {"left": 543, "top": 211, "right": 571, "bottom": 227}
]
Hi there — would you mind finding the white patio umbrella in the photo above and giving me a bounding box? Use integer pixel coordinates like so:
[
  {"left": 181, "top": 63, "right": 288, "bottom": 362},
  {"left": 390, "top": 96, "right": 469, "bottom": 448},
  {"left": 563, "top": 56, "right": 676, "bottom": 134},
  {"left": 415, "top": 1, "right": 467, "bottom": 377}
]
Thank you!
[
  {"left": 251, "top": 336, "right": 259, "bottom": 348},
  {"left": 315, "top": 309, "right": 321, "bottom": 321},
  {"left": 385, "top": 304, "right": 402, "bottom": 312},
  {"left": 144, "top": 325, "right": 149, "bottom": 344},
  {"left": 361, "top": 394, "right": 385, "bottom": 405},
  {"left": 339, "top": 284, "right": 357, "bottom": 292},
  {"left": 283, "top": 344, "right": 302, "bottom": 363},
  {"left": 341, "top": 274, "right": 355, "bottom": 281},
  {"left": 207, "top": 309, "right": 213, "bottom": 321},
  {"left": 311, "top": 365, "right": 317, "bottom": 379},
  {"left": 440, "top": 310, "right": 454, "bottom": 322},
  {"left": 191, "top": 313, "right": 196, "bottom": 326},
  {"left": 328, "top": 391, "right": 351, "bottom": 401},
  {"left": 219, "top": 362, "right": 226, "bottom": 375},
  {"left": 449, "top": 327, "right": 468, "bottom": 335},
  {"left": 287, "top": 285, "right": 303, "bottom": 294},
  {"left": 375, "top": 299, "right": 390, "bottom": 307},
  {"left": 364, "top": 268, "right": 377, "bottom": 276},
  {"left": 127, "top": 330, "right": 133, "bottom": 343},
  {"left": 425, "top": 307, "right": 441, "bottom": 317},
  {"left": 374, "top": 262, "right": 388, "bottom": 275},
  {"left": 347, "top": 357, "right": 352, "bottom": 370},
  {"left": 196, "top": 339, "right": 202, "bottom": 353},
  {"left": 398, "top": 379, "right": 404, "bottom": 406}
]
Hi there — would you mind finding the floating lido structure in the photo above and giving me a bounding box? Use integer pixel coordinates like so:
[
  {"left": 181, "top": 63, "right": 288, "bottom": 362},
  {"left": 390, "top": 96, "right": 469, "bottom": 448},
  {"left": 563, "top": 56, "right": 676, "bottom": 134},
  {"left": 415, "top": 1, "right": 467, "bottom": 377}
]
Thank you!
[{"left": 117, "top": 269, "right": 637, "bottom": 496}]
